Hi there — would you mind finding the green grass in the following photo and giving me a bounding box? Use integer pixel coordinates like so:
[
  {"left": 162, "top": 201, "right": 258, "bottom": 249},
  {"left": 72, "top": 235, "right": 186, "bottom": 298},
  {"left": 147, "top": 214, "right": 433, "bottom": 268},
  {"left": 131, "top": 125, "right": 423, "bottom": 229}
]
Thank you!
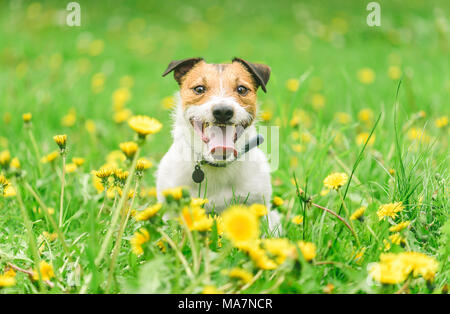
[{"left": 0, "top": 0, "right": 448, "bottom": 294}]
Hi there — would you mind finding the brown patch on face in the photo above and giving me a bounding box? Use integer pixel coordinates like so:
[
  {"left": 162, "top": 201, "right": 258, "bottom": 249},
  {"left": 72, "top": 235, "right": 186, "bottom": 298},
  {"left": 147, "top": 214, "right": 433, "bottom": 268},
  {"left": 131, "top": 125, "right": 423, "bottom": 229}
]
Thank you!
[{"left": 178, "top": 61, "right": 259, "bottom": 117}]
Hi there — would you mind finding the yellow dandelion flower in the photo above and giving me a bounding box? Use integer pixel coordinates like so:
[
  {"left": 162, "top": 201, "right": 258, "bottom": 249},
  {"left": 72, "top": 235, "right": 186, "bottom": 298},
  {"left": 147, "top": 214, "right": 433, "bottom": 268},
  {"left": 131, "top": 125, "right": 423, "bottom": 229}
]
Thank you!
[
  {"left": 128, "top": 115, "right": 162, "bottom": 138},
  {"left": 358, "top": 108, "right": 374, "bottom": 123},
  {"left": 162, "top": 187, "right": 183, "bottom": 201},
  {"left": 389, "top": 221, "right": 410, "bottom": 232},
  {"left": 156, "top": 239, "right": 166, "bottom": 253},
  {"left": 435, "top": 116, "right": 448, "bottom": 128},
  {"left": 61, "top": 109, "right": 76, "bottom": 127},
  {"left": 32, "top": 261, "right": 55, "bottom": 281},
  {"left": 388, "top": 66, "right": 402, "bottom": 80},
  {"left": 227, "top": 268, "right": 253, "bottom": 284},
  {"left": 286, "top": 78, "right": 300, "bottom": 92},
  {"left": 249, "top": 203, "right": 268, "bottom": 217},
  {"left": 370, "top": 252, "right": 438, "bottom": 284},
  {"left": 53, "top": 134, "right": 67, "bottom": 151},
  {"left": 401, "top": 252, "right": 439, "bottom": 281},
  {"left": 334, "top": 112, "right": 351, "bottom": 124},
  {"left": 222, "top": 205, "right": 259, "bottom": 247},
  {"left": 136, "top": 157, "right": 152, "bottom": 171},
  {"left": 130, "top": 228, "right": 150, "bottom": 256},
  {"left": 369, "top": 256, "right": 408, "bottom": 284},
  {"left": 323, "top": 172, "right": 348, "bottom": 190},
  {"left": 119, "top": 141, "right": 138, "bottom": 159},
  {"left": 95, "top": 167, "right": 113, "bottom": 179},
  {"left": 41, "top": 151, "right": 59, "bottom": 163},
  {"left": 298, "top": 241, "right": 317, "bottom": 262},
  {"left": 354, "top": 247, "right": 366, "bottom": 264},
  {"left": 0, "top": 174, "right": 10, "bottom": 190},
  {"left": 120, "top": 75, "right": 134, "bottom": 88},
  {"left": 407, "top": 127, "right": 430, "bottom": 143},
  {"left": 260, "top": 110, "right": 273, "bottom": 122},
  {"left": 350, "top": 206, "right": 366, "bottom": 221},
  {"left": 72, "top": 157, "right": 85, "bottom": 167},
  {"left": 311, "top": 93, "right": 325, "bottom": 110},
  {"left": 389, "top": 233, "right": 405, "bottom": 245},
  {"left": 263, "top": 238, "right": 296, "bottom": 264},
  {"left": 180, "top": 206, "right": 213, "bottom": 232},
  {"left": 357, "top": 68, "right": 375, "bottom": 84},
  {"left": 85, "top": 119, "right": 97, "bottom": 134},
  {"left": 22, "top": 112, "right": 32, "bottom": 123},
  {"left": 113, "top": 108, "right": 133, "bottom": 124},
  {"left": 112, "top": 87, "right": 131, "bottom": 109},
  {"left": 134, "top": 203, "right": 162, "bottom": 221},
  {"left": 242, "top": 241, "right": 277, "bottom": 270},
  {"left": 190, "top": 198, "right": 209, "bottom": 207},
  {"left": 89, "top": 39, "right": 104, "bottom": 56},
  {"left": 320, "top": 189, "right": 330, "bottom": 196},
  {"left": 272, "top": 196, "right": 284, "bottom": 207},
  {"left": 161, "top": 96, "right": 176, "bottom": 110},
  {"left": 106, "top": 150, "right": 126, "bottom": 166},
  {"left": 291, "top": 144, "right": 304, "bottom": 153},
  {"left": 4, "top": 185, "right": 16, "bottom": 197},
  {"left": 91, "top": 72, "right": 106, "bottom": 93},
  {"left": 65, "top": 163, "right": 77, "bottom": 173},
  {"left": 377, "top": 202, "right": 404, "bottom": 221},
  {"left": 383, "top": 239, "right": 391, "bottom": 251},
  {"left": 323, "top": 283, "right": 334, "bottom": 294},
  {"left": 291, "top": 215, "right": 303, "bottom": 225},
  {"left": 0, "top": 150, "right": 11, "bottom": 167},
  {"left": 202, "top": 285, "right": 222, "bottom": 294},
  {"left": 356, "top": 132, "right": 375, "bottom": 146},
  {"left": 0, "top": 273, "right": 16, "bottom": 287}
]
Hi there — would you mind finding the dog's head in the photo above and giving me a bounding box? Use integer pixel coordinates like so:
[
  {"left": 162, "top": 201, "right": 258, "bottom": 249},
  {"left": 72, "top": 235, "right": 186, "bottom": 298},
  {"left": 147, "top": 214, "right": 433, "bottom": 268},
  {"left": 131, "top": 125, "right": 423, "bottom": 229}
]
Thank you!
[{"left": 163, "top": 58, "right": 270, "bottom": 163}]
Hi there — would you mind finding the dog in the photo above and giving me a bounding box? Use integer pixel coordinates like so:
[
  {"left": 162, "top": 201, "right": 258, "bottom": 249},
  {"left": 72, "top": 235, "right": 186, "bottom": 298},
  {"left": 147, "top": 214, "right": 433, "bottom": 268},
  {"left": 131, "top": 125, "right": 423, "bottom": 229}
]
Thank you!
[{"left": 156, "top": 57, "right": 280, "bottom": 231}]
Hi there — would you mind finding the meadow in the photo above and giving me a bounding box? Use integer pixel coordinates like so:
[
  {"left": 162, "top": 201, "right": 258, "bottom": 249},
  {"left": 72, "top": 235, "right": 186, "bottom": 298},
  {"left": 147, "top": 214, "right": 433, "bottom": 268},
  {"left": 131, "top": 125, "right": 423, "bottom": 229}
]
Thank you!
[{"left": 0, "top": 0, "right": 448, "bottom": 294}]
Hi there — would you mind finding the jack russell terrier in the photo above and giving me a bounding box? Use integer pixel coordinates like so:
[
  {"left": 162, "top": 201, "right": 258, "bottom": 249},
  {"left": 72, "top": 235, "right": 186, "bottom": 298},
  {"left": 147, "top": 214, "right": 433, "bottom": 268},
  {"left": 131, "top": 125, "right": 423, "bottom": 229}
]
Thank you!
[{"left": 156, "top": 57, "right": 280, "bottom": 232}]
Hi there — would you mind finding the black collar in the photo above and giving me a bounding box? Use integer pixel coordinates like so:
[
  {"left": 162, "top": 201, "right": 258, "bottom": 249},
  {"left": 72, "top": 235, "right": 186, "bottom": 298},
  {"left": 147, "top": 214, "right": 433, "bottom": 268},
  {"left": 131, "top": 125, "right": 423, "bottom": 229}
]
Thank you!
[{"left": 200, "top": 160, "right": 229, "bottom": 168}]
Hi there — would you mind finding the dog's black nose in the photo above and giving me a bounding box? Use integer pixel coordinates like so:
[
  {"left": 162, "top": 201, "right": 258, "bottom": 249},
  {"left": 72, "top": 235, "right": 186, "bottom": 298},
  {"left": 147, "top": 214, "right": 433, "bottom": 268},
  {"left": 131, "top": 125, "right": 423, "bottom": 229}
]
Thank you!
[{"left": 212, "top": 105, "right": 234, "bottom": 123}]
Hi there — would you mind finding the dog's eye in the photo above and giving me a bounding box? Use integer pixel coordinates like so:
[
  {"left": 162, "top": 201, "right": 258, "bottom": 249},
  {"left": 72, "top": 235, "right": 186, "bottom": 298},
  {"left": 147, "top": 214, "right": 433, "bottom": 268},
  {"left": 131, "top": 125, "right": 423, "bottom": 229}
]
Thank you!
[
  {"left": 193, "top": 85, "right": 206, "bottom": 95},
  {"left": 236, "top": 85, "right": 249, "bottom": 96}
]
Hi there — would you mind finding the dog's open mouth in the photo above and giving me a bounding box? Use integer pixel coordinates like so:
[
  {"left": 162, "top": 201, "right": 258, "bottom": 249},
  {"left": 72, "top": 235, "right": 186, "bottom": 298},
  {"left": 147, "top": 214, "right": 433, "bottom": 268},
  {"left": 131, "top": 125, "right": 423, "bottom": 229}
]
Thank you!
[{"left": 191, "top": 120, "right": 247, "bottom": 161}]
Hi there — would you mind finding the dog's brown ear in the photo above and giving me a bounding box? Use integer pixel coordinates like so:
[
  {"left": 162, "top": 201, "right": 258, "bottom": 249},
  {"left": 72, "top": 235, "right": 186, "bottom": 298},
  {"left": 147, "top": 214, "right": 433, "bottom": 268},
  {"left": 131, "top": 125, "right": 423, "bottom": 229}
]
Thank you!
[
  {"left": 162, "top": 58, "right": 203, "bottom": 84},
  {"left": 232, "top": 58, "right": 271, "bottom": 93}
]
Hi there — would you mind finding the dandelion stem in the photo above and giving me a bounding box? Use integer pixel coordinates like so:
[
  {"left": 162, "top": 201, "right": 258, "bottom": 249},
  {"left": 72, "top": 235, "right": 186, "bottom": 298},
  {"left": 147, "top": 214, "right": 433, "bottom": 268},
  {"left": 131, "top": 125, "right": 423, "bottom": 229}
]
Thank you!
[
  {"left": 337, "top": 190, "right": 360, "bottom": 246},
  {"left": 59, "top": 154, "right": 66, "bottom": 227},
  {"left": 13, "top": 179, "right": 46, "bottom": 292},
  {"left": 24, "top": 181, "right": 72, "bottom": 261},
  {"left": 97, "top": 186, "right": 108, "bottom": 218},
  {"left": 181, "top": 217, "right": 200, "bottom": 275},
  {"left": 95, "top": 150, "right": 139, "bottom": 266},
  {"left": 158, "top": 228, "right": 194, "bottom": 280},
  {"left": 105, "top": 179, "right": 140, "bottom": 292},
  {"left": 26, "top": 127, "right": 43, "bottom": 177},
  {"left": 310, "top": 202, "right": 359, "bottom": 245}
]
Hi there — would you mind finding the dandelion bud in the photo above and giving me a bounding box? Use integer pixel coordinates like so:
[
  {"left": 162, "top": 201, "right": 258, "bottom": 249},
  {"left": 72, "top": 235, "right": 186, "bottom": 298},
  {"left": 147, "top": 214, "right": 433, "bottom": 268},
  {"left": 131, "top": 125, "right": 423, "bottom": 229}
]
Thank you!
[{"left": 53, "top": 134, "right": 67, "bottom": 152}]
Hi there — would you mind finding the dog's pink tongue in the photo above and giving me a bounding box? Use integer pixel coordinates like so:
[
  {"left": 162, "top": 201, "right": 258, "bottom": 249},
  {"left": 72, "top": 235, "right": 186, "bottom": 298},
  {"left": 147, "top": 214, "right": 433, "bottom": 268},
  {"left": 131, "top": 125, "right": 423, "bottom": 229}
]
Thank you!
[{"left": 207, "top": 125, "right": 237, "bottom": 160}]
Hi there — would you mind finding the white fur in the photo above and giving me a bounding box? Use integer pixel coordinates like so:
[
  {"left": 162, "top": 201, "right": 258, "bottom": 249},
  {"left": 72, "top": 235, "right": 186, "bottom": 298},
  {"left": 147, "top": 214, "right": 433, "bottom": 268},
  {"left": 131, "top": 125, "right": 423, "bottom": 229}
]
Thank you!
[{"left": 156, "top": 93, "right": 281, "bottom": 233}]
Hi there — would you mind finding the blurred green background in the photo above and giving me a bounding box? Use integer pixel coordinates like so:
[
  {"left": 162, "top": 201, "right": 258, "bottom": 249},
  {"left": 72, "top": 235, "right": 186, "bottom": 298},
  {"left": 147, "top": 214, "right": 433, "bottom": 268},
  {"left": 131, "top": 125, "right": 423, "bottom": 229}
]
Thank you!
[
  {"left": 0, "top": 0, "right": 448, "bottom": 164},
  {"left": 0, "top": 0, "right": 449, "bottom": 294}
]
